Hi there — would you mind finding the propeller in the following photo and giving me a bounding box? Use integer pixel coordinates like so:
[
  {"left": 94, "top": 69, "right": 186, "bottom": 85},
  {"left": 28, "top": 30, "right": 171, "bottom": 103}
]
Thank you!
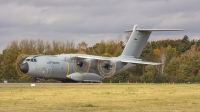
[
  {"left": 72, "top": 57, "right": 91, "bottom": 74},
  {"left": 77, "top": 61, "right": 83, "bottom": 67},
  {"left": 97, "top": 53, "right": 116, "bottom": 78},
  {"left": 98, "top": 59, "right": 116, "bottom": 78}
]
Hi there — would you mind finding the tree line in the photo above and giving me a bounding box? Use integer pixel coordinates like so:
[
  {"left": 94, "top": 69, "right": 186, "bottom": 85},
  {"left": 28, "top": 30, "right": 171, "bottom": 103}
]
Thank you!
[{"left": 1, "top": 35, "right": 200, "bottom": 83}]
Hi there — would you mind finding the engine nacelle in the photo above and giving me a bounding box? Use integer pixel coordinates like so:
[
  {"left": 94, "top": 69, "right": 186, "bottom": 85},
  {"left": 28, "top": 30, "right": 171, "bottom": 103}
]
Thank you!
[
  {"left": 97, "top": 60, "right": 123, "bottom": 78},
  {"left": 72, "top": 57, "right": 91, "bottom": 73}
]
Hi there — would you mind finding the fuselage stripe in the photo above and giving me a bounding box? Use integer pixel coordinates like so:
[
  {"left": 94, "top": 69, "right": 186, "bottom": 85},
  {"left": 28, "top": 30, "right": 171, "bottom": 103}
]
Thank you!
[{"left": 66, "top": 62, "right": 70, "bottom": 77}]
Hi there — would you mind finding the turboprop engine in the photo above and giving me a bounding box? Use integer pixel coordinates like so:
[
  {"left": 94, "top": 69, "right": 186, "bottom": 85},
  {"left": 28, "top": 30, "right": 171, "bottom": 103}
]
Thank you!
[
  {"left": 72, "top": 57, "right": 91, "bottom": 73},
  {"left": 97, "top": 60, "right": 124, "bottom": 78}
]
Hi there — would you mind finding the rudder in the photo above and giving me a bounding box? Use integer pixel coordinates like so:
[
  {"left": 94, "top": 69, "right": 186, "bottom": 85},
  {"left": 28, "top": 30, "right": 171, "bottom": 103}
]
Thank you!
[
  {"left": 121, "top": 25, "right": 151, "bottom": 58},
  {"left": 120, "top": 24, "right": 183, "bottom": 58}
]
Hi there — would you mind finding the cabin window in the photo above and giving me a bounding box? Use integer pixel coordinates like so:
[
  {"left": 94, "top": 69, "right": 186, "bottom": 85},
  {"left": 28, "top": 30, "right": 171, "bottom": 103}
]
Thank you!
[{"left": 34, "top": 59, "right": 37, "bottom": 62}]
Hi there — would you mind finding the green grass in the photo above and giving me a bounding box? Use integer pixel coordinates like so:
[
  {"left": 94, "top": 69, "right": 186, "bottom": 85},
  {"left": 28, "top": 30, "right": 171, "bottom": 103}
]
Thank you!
[{"left": 0, "top": 83, "right": 200, "bottom": 112}]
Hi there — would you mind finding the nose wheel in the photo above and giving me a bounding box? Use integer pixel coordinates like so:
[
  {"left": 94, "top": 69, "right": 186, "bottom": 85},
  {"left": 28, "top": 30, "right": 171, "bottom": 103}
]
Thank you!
[{"left": 35, "top": 78, "right": 41, "bottom": 83}]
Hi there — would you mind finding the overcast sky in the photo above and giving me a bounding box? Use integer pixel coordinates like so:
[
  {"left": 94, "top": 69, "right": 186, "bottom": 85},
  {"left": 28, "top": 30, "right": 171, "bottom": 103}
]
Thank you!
[{"left": 0, "top": 0, "right": 200, "bottom": 54}]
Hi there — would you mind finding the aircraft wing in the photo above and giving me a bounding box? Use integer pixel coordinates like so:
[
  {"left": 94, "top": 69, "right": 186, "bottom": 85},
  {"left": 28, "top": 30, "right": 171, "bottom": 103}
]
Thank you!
[
  {"left": 76, "top": 54, "right": 113, "bottom": 60},
  {"left": 75, "top": 54, "right": 161, "bottom": 65},
  {"left": 121, "top": 59, "right": 162, "bottom": 65}
]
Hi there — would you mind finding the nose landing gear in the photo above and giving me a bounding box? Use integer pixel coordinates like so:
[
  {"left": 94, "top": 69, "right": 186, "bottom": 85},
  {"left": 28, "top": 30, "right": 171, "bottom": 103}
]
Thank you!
[{"left": 35, "top": 78, "right": 41, "bottom": 83}]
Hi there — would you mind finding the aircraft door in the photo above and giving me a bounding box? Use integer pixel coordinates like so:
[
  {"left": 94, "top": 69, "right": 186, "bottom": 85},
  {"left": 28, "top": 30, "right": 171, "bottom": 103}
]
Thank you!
[
  {"left": 46, "top": 67, "right": 52, "bottom": 77},
  {"left": 30, "top": 58, "right": 39, "bottom": 75}
]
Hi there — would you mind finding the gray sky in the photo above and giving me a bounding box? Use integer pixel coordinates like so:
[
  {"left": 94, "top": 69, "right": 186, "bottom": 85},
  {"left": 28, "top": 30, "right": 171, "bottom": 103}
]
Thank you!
[{"left": 0, "top": 0, "right": 200, "bottom": 54}]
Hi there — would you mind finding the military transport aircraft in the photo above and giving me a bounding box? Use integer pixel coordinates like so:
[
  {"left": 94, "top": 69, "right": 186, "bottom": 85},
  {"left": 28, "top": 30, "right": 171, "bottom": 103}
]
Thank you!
[{"left": 17, "top": 24, "right": 183, "bottom": 83}]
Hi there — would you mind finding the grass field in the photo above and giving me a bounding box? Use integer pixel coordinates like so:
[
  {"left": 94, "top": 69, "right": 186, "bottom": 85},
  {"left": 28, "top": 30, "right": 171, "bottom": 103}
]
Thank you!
[{"left": 0, "top": 83, "right": 200, "bottom": 112}]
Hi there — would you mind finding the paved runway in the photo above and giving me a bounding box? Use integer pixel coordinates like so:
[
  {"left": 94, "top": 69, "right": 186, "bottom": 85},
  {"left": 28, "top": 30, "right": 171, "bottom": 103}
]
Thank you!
[{"left": 0, "top": 83, "right": 99, "bottom": 86}]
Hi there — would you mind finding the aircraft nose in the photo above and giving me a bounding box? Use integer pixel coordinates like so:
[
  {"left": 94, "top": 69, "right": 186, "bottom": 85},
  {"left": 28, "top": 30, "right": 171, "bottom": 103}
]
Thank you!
[{"left": 19, "top": 62, "right": 29, "bottom": 73}]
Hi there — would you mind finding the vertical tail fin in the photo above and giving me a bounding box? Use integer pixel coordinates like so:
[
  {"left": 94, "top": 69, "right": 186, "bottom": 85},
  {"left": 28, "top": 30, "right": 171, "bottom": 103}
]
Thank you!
[
  {"left": 121, "top": 24, "right": 183, "bottom": 58},
  {"left": 121, "top": 25, "right": 151, "bottom": 58}
]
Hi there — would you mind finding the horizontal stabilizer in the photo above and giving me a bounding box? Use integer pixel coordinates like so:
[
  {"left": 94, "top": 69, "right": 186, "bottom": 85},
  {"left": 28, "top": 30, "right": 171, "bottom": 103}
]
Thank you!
[
  {"left": 125, "top": 29, "right": 184, "bottom": 32},
  {"left": 121, "top": 60, "right": 162, "bottom": 65},
  {"left": 137, "top": 29, "right": 184, "bottom": 31}
]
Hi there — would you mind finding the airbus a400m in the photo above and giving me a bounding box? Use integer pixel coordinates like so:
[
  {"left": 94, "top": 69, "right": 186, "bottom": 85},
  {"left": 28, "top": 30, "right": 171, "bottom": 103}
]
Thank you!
[{"left": 17, "top": 24, "right": 183, "bottom": 83}]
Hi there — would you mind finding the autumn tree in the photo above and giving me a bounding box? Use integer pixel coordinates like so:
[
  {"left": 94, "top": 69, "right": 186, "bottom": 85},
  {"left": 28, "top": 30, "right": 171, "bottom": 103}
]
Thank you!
[
  {"left": 1, "top": 41, "right": 20, "bottom": 81},
  {"left": 77, "top": 41, "right": 88, "bottom": 54},
  {"left": 65, "top": 40, "right": 76, "bottom": 53},
  {"left": 44, "top": 41, "right": 53, "bottom": 55},
  {"left": 177, "top": 35, "right": 192, "bottom": 55},
  {"left": 164, "top": 58, "right": 180, "bottom": 82},
  {"left": 36, "top": 39, "right": 45, "bottom": 54},
  {"left": 141, "top": 65, "right": 156, "bottom": 83},
  {"left": 153, "top": 45, "right": 176, "bottom": 75},
  {"left": 90, "top": 40, "right": 106, "bottom": 55},
  {"left": 0, "top": 54, "right": 2, "bottom": 80}
]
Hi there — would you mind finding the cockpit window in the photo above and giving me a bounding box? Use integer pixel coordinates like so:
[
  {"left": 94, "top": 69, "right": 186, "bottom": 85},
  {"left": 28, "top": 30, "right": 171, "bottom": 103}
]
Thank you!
[
  {"left": 26, "top": 59, "right": 30, "bottom": 61},
  {"left": 26, "top": 58, "right": 37, "bottom": 62}
]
